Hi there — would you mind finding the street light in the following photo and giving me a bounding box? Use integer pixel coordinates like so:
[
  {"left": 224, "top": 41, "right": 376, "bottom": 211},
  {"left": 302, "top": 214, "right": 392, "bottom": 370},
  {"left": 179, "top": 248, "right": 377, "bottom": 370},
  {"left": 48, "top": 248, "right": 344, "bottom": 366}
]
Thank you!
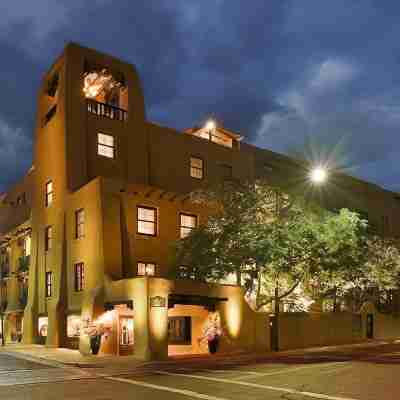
[{"left": 309, "top": 166, "right": 328, "bottom": 184}]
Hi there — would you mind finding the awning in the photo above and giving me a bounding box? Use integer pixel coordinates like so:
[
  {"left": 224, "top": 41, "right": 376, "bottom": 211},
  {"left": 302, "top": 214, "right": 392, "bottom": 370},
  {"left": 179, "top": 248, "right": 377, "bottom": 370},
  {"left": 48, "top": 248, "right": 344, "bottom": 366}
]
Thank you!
[{"left": 104, "top": 300, "right": 133, "bottom": 311}]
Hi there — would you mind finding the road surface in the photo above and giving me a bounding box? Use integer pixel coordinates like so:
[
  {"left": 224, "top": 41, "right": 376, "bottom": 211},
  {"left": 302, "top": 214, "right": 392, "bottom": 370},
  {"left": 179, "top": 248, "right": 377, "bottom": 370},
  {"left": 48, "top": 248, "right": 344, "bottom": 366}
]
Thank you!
[{"left": 1, "top": 342, "right": 400, "bottom": 399}]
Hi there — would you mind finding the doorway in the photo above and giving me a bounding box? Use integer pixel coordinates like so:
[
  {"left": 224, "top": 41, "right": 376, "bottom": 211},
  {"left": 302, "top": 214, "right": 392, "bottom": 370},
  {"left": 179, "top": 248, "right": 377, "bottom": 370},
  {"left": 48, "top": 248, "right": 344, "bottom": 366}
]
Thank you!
[{"left": 366, "top": 313, "right": 374, "bottom": 339}]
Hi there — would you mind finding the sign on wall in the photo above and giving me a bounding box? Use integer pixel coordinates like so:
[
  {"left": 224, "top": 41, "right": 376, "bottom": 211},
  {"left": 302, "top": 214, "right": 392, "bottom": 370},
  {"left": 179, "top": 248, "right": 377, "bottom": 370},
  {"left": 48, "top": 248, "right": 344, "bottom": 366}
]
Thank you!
[{"left": 150, "top": 296, "right": 166, "bottom": 308}]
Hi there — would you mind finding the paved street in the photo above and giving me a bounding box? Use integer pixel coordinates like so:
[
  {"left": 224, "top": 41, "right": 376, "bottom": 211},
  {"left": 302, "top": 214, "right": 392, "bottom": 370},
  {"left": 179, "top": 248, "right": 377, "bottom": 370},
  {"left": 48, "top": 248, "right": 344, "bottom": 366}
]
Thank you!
[{"left": 1, "top": 342, "right": 400, "bottom": 399}]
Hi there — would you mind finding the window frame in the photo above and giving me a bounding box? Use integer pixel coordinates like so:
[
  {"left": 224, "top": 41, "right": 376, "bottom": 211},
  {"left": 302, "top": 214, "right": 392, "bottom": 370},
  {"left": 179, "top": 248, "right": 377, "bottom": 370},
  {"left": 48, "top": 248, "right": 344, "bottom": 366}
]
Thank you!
[
  {"left": 137, "top": 206, "right": 158, "bottom": 236},
  {"left": 75, "top": 209, "right": 85, "bottom": 239},
  {"left": 44, "top": 226, "right": 53, "bottom": 252},
  {"left": 45, "top": 181, "right": 53, "bottom": 207},
  {"left": 45, "top": 271, "right": 53, "bottom": 298},
  {"left": 190, "top": 157, "right": 204, "bottom": 180},
  {"left": 97, "top": 132, "right": 115, "bottom": 159},
  {"left": 179, "top": 213, "right": 198, "bottom": 239},
  {"left": 137, "top": 262, "right": 156, "bottom": 276},
  {"left": 74, "top": 262, "right": 85, "bottom": 292}
]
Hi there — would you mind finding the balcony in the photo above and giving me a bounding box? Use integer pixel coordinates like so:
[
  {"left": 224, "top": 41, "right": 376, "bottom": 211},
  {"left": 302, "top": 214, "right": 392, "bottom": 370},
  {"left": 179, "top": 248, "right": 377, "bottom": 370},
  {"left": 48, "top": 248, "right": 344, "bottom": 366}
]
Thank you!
[
  {"left": 18, "top": 255, "right": 30, "bottom": 274},
  {"left": 87, "top": 99, "right": 127, "bottom": 122}
]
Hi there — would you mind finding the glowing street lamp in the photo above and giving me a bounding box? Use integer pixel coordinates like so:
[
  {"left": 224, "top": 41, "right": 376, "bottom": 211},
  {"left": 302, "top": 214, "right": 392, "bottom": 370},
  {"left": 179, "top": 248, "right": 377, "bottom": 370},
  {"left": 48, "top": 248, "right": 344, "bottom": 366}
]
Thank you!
[{"left": 309, "top": 166, "right": 328, "bottom": 184}]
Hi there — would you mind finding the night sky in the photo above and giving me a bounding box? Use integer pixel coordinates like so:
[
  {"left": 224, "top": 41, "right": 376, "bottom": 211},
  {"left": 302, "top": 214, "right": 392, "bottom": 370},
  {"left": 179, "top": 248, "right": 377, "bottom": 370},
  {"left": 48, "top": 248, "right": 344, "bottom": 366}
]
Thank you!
[{"left": 1, "top": 1, "right": 400, "bottom": 193}]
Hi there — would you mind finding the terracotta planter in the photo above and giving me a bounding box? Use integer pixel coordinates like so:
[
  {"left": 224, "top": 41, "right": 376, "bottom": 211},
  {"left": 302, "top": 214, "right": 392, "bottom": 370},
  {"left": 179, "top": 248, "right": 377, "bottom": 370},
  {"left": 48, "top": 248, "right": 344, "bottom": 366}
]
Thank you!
[{"left": 90, "top": 335, "right": 101, "bottom": 355}]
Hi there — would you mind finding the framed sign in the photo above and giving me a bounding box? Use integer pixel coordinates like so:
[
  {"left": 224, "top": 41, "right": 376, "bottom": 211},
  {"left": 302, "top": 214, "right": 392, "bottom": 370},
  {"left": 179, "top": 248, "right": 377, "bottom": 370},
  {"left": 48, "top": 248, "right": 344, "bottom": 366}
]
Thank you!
[{"left": 150, "top": 296, "right": 166, "bottom": 308}]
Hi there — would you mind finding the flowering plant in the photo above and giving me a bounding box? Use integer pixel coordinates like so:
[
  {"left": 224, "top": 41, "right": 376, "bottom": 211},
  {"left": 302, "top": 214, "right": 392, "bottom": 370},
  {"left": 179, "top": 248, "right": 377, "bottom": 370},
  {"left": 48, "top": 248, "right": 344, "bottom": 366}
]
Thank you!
[{"left": 198, "top": 313, "right": 223, "bottom": 343}]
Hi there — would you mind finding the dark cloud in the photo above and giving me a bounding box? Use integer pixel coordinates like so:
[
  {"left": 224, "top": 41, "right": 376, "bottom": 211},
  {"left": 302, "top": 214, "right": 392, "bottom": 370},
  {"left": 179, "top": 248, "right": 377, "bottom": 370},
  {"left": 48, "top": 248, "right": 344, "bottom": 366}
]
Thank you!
[{"left": 1, "top": 0, "right": 400, "bottom": 192}]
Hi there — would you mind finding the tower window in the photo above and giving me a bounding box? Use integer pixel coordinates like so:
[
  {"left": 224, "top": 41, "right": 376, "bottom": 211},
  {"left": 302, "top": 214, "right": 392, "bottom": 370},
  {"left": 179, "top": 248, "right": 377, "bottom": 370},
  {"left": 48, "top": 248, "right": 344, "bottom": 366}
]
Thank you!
[
  {"left": 74, "top": 263, "right": 85, "bottom": 292},
  {"left": 137, "top": 206, "right": 157, "bottom": 236},
  {"left": 179, "top": 213, "right": 198, "bottom": 238},
  {"left": 45, "top": 226, "right": 53, "bottom": 252},
  {"left": 45, "top": 271, "right": 53, "bottom": 298},
  {"left": 75, "top": 209, "right": 85, "bottom": 239},
  {"left": 137, "top": 262, "right": 155, "bottom": 276},
  {"left": 190, "top": 157, "right": 204, "bottom": 179},
  {"left": 97, "top": 133, "right": 115, "bottom": 158},
  {"left": 45, "top": 181, "right": 53, "bottom": 207}
]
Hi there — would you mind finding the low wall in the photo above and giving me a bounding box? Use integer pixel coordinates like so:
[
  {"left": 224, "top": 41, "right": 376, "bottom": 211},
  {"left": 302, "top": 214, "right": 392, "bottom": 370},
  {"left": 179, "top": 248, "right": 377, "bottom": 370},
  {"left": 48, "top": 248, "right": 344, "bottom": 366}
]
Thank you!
[
  {"left": 278, "top": 308, "right": 400, "bottom": 351},
  {"left": 278, "top": 312, "right": 362, "bottom": 351},
  {"left": 374, "top": 313, "right": 400, "bottom": 340}
]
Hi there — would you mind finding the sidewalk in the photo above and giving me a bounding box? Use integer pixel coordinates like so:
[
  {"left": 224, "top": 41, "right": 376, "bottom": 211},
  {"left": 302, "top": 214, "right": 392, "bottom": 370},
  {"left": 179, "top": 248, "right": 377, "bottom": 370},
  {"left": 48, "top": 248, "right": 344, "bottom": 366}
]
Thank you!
[
  {"left": 1, "top": 339, "right": 398, "bottom": 370},
  {"left": 0, "top": 344, "right": 150, "bottom": 370}
]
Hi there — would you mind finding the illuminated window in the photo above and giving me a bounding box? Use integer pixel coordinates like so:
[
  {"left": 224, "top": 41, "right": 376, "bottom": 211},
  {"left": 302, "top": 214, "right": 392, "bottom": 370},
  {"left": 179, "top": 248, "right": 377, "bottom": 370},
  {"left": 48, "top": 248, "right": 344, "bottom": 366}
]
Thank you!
[
  {"left": 120, "top": 317, "right": 134, "bottom": 345},
  {"left": 74, "top": 263, "right": 84, "bottom": 292},
  {"left": 168, "top": 317, "right": 192, "bottom": 344},
  {"left": 45, "top": 181, "right": 53, "bottom": 207},
  {"left": 67, "top": 315, "right": 81, "bottom": 338},
  {"left": 45, "top": 226, "right": 52, "bottom": 252},
  {"left": 179, "top": 213, "right": 197, "bottom": 238},
  {"left": 24, "top": 235, "right": 31, "bottom": 257},
  {"left": 137, "top": 262, "right": 156, "bottom": 276},
  {"left": 97, "top": 133, "right": 115, "bottom": 158},
  {"left": 38, "top": 317, "right": 48, "bottom": 337},
  {"left": 75, "top": 209, "right": 85, "bottom": 239},
  {"left": 137, "top": 206, "right": 157, "bottom": 236},
  {"left": 190, "top": 157, "right": 203, "bottom": 179},
  {"left": 45, "top": 271, "right": 53, "bottom": 298}
]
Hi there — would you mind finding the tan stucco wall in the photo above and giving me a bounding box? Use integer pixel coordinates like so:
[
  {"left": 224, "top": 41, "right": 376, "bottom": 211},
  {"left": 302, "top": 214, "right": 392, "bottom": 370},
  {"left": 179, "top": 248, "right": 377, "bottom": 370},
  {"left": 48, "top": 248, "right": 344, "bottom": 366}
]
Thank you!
[{"left": 278, "top": 312, "right": 362, "bottom": 351}]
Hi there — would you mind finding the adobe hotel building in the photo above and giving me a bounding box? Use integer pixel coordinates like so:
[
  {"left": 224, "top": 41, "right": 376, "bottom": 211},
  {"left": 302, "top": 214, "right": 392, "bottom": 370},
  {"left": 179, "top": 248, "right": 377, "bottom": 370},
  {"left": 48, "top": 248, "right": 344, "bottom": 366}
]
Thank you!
[{"left": 1, "top": 43, "right": 400, "bottom": 359}]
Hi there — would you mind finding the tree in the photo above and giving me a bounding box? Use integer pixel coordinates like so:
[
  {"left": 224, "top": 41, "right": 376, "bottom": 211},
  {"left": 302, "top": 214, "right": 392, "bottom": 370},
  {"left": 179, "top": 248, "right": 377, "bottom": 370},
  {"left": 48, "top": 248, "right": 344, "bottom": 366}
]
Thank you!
[
  {"left": 342, "top": 236, "right": 400, "bottom": 313},
  {"left": 171, "top": 180, "right": 286, "bottom": 287},
  {"left": 307, "top": 209, "right": 369, "bottom": 312}
]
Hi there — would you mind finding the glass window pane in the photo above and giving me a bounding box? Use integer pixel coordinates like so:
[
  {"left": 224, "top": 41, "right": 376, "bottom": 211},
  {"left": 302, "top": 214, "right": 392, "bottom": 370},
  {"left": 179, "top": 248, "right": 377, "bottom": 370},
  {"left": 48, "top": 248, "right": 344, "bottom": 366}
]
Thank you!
[
  {"left": 98, "top": 144, "right": 114, "bottom": 158},
  {"left": 180, "top": 227, "right": 192, "bottom": 238},
  {"left": 138, "top": 207, "right": 155, "bottom": 222},
  {"left": 190, "top": 158, "right": 203, "bottom": 168},
  {"left": 77, "top": 210, "right": 85, "bottom": 223},
  {"left": 191, "top": 167, "right": 203, "bottom": 179},
  {"left": 137, "top": 263, "right": 146, "bottom": 275},
  {"left": 46, "top": 181, "right": 53, "bottom": 194},
  {"left": 98, "top": 133, "right": 114, "bottom": 147},
  {"left": 138, "top": 221, "right": 155, "bottom": 235},
  {"left": 181, "top": 214, "right": 196, "bottom": 228},
  {"left": 146, "top": 264, "right": 155, "bottom": 276}
]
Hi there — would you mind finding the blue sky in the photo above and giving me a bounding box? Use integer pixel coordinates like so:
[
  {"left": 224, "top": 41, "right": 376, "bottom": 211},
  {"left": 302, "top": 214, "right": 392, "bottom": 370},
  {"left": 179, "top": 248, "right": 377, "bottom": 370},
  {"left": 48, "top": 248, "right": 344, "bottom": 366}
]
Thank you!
[{"left": 1, "top": 0, "right": 400, "bottom": 192}]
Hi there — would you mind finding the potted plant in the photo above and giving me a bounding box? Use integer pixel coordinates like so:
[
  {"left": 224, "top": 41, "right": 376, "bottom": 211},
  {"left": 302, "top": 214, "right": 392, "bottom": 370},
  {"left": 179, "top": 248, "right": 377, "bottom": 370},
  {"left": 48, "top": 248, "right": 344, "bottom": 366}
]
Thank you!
[
  {"left": 85, "top": 322, "right": 111, "bottom": 355},
  {"left": 198, "top": 314, "right": 223, "bottom": 354},
  {"left": 86, "top": 324, "right": 105, "bottom": 355}
]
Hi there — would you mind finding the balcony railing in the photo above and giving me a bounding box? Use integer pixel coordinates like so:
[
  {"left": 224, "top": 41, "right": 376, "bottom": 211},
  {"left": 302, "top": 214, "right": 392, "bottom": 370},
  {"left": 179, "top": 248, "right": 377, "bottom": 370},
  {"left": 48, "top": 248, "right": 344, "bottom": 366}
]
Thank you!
[
  {"left": 18, "top": 255, "right": 30, "bottom": 274},
  {"left": 87, "top": 99, "right": 127, "bottom": 122}
]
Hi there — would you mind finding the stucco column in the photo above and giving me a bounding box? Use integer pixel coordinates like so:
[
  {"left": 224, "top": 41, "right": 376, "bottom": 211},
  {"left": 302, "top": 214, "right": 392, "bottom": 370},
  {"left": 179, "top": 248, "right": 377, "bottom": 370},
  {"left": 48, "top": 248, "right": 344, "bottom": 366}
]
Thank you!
[
  {"left": 46, "top": 303, "right": 66, "bottom": 347},
  {"left": 133, "top": 278, "right": 171, "bottom": 361}
]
